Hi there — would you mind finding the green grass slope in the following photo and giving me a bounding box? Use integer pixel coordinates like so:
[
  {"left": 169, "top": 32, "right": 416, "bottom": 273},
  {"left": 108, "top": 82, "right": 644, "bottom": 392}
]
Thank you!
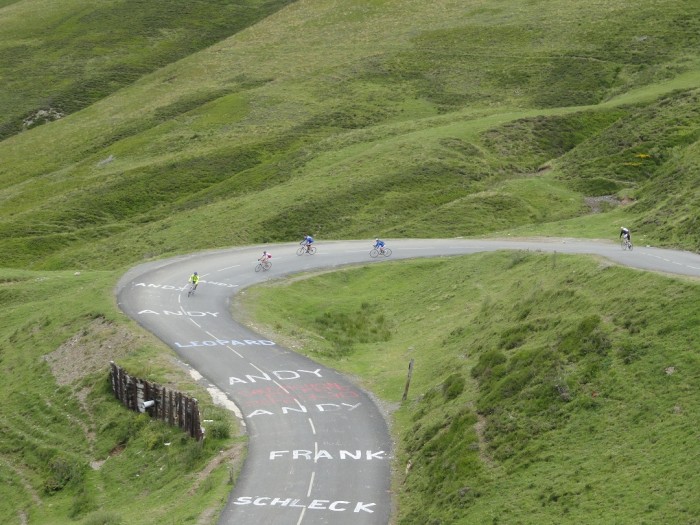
[
  {"left": 1, "top": 0, "right": 699, "bottom": 270},
  {"left": 0, "top": 0, "right": 294, "bottom": 140},
  {"left": 240, "top": 252, "right": 700, "bottom": 524},
  {"left": 0, "top": 269, "right": 245, "bottom": 524},
  {"left": 1, "top": 0, "right": 700, "bottom": 522}
]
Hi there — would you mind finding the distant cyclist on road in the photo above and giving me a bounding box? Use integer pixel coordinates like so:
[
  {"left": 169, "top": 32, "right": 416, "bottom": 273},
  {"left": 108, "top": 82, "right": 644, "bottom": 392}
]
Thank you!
[
  {"left": 188, "top": 272, "right": 200, "bottom": 290},
  {"left": 301, "top": 234, "right": 314, "bottom": 253},
  {"left": 620, "top": 227, "right": 631, "bottom": 243},
  {"left": 258, "top": 250, "right": 272, "bottom": 263},
  {"left": 373, "top": 238, "right": 386, "bottom": 254}
]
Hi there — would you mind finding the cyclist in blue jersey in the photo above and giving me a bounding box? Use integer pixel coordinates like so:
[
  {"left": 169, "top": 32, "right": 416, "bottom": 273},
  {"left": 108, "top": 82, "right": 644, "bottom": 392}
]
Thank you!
[
  {"left": 302, "top": 234, "right": 314, "bottom": 253},
  {"left": 373, "top": 238, "right": 386, "bottom": 254}
]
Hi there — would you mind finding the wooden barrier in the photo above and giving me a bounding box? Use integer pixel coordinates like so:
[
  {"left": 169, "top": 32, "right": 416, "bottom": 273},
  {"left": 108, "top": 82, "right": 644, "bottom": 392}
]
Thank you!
[{"left": 109, "top": 361, "right": 203, "bottom": 441}]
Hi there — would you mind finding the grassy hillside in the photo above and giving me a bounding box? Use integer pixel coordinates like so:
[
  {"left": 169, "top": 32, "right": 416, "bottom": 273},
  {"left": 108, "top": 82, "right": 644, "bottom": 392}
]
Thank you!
[
  {"left": 1, "top": 0, "right": 700, "bottom": 522},
  {"left": 240, "top": 252, "right": 700, "bottom": 524},
  {"left": 1, "top": 0, "right": 699, "bottom": 270},
  {"left": 0, "top": 268, "right": 245, "bottom": 524},
  {"left": 0, "top": 0, "right": 293, "bottom": 140}
]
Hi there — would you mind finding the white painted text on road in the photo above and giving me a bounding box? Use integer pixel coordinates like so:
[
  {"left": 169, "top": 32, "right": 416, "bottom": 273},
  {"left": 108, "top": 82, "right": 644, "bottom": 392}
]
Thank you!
[
  {"left": 247, "top": 402, "right": 361, "bottom": 417},
  {"left": 269, "top": 450, "right": 387, "bottom": 461},
  {"left": 229, "top": 369, "right": 322, "bottom": 385},
  {"left": 175, "top": 339, "right": 275, "bottom": 348},
  {"left": 138, "top": 310, "right": 219, "bottom": 317},
  {"left": 232, "top": 497, "right": 375, "bottom": 513}
]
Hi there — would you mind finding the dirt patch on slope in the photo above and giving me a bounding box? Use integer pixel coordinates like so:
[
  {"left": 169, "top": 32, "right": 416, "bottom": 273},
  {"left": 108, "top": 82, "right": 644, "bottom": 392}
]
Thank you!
[
  {"left": 584, "top": 195, "right": 635, "bottom": 213},
  {"left": 43, "top": 317, "right": 144, "bottom": 386}
]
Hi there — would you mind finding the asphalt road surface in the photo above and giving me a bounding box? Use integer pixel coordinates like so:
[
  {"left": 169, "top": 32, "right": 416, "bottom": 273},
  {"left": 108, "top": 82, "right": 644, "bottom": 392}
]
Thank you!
[{"left": 116, "top": 238, "right": 700, "bottom": 525}]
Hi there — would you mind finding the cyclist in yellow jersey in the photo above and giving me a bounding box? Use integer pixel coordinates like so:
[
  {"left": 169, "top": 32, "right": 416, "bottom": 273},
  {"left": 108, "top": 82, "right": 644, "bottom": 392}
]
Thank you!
[{"left": 189, "top": 272, "right": 200, "bottom": 290}]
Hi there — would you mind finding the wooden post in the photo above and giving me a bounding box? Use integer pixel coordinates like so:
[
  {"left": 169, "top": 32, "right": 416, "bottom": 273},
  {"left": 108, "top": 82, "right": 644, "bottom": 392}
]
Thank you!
[{"left": 402, "top": 359, "right": 415, "bottom": 402}]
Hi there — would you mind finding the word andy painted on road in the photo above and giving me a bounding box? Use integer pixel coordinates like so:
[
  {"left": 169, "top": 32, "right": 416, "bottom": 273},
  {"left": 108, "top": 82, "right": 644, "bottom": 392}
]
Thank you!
[
  {"left": 237, "top": 382, "right": 361, "bottom": 408},
  {"left": 269, "top": 450, "right": 387, "bottom": 461},
  {"left": 175, "top": 339, "right": 275, "bottom": 348},
  {"left": 232, "top": 497, "right": 376, "bottom": 514},
  {"left": 229, "top": 369, "right": 323, "bottom": 385},
  {"left": 133, "top": 281, "right": 237, "bottom": 289},
  {"left": 138, "top": 310, "right": 220, "bottom": 317},
  {"left": 247, "top": 402, "right": 361, "bottom": 418}
]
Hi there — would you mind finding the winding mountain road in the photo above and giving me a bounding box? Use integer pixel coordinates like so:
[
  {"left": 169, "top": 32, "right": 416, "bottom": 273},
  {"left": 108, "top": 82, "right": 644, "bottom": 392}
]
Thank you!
[{"left": 115, "top": 238, "right": 700, "bottom": 525}]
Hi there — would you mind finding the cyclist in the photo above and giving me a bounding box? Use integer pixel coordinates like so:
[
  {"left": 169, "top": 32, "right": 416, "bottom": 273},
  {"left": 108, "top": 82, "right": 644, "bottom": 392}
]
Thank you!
[
  {"left": 373, "top": 238, "right": 386, "bottom": 254},
  {"left": 620, "top": 227, "right": 631, "bottom": 244},
  {"left": 258, "top": 250, "right": 272, "bottom": 263},
  {"left": 188, "top": 271, "right": 200, "bottom": 290},
  {"left": 301, "top": 234, "right": 314, "bottom": 252}
]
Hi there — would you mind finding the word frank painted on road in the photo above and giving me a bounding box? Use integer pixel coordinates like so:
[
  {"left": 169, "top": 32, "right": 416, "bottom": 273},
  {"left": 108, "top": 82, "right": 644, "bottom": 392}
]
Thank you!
[
  {"left": 269, "top": 449, "right": 387, "bottom": 461},
  {"left": 232, "top": 497, "right": 376, "bottom": 514}
]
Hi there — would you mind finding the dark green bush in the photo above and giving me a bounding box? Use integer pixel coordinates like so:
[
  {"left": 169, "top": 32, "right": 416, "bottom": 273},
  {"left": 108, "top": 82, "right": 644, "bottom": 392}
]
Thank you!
[
  {"left": 207, "top": 420, "right": 231, "bottom": 440},
  {"left": 44, "top": 454, "right": 85, "bottom": 493},
  {"left": 471, "top": 349, "right": 507, "bottom": 381},
  {"left": 442, "top": 373, "right": 466, "bottom": 400},
  {"left": 558, "top": 315, "right": 611, "bottom": 356}
]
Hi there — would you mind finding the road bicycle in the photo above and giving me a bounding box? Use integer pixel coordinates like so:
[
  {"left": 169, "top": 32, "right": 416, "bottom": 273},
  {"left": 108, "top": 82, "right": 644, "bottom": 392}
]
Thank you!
[
  {"left": 297, "top": 243, "right": 317, "bottom": 255},
  {"left": 187, "top": 283, "right": 198, "bottom": 297},
  {"left": 255, "top": 259, "right": 272, "bottom": 272},
  {"left": 621, "top": 237, "right": 633, "bottom": 251},
  {"left": 370, "top": 247, "right": 392, "bottom": 258}
]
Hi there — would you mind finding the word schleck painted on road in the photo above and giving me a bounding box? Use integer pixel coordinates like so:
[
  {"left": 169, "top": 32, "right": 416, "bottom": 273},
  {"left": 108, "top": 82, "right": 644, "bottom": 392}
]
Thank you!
[
  {"left": 175, "top": 339, "right": 275, "bottom": 348},
  {"left": 232, "top": 497, "right": 376, "bottom": 513},
  {"left": 133, "top": 281, "right": 237, "bottom": 289},
  {"left": 269, "top": 450, "right": 387, "bottom": 461}
]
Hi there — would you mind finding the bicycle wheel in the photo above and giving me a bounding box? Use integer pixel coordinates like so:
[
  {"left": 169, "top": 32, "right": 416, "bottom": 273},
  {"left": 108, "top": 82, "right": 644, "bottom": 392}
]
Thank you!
[
  {"left": 370, "top": 249, "right": 379, "bottom": 258},
  {"left": 383, "top": 248, "right": 392, "bottom": 257},
  {"left": 621, "top": 240, "right": 627, "bottom": 250},
  {"left": 255, "top": 263, "right": 263, "bottom": 272},
  {"left": 307, "top": 246, "right": 317, "bottom": 255},
  {"left": 297, "top": 246, "right": 306, "bottom": 256},
  {"left": 263, "top": 260, "right": 272, "bottom": 270},
  {"left": 628, "top": 241, "right": 633, "bottom": 251}
]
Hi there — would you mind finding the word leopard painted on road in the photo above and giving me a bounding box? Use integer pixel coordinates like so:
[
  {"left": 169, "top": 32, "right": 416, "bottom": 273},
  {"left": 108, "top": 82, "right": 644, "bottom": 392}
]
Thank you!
[{"left": 232, "top": 497, "right": 376, "bottom": 513}]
